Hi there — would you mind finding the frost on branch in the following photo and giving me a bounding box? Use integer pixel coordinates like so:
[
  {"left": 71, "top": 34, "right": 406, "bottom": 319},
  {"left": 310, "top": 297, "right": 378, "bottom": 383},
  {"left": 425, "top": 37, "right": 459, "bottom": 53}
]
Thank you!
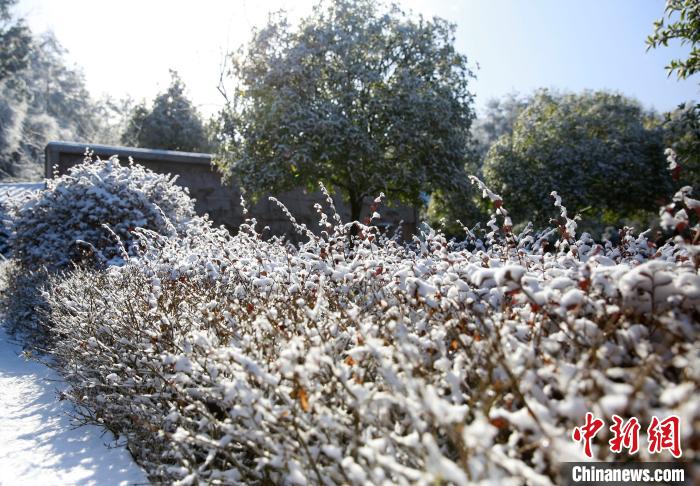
[{"left": 659, "top": 185, "right": 700, "bottom": 265}]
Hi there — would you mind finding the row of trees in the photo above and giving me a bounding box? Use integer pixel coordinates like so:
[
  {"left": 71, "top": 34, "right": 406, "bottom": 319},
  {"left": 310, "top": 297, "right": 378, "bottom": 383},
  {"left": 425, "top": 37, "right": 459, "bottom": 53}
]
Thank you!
[
  {"left": 1, "top": 0, "right": 91, "bottom": 180},
  {"left": 2, "top": 0, "right": 697, "bottom": 235},
  {"left": 0, "top": 0, "right": 135, "bottom": 180},
  {"left": 214, "top": 0, "right": 699, "bottom": 233},
  {"left": 0, "top": 0, "right": 211, "bottom": 181}
]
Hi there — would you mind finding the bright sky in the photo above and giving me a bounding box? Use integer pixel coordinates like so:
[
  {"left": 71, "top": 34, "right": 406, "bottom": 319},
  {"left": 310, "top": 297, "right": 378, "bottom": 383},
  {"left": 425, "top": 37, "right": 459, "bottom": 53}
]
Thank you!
[{"left": 16, "top": 0, "right": 699, "bottom": 119}]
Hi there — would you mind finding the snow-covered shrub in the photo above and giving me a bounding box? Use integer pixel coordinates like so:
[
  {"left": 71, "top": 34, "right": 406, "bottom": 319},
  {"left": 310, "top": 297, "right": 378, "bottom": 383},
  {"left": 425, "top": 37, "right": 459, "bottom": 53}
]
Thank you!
[
  {"left": 2, "top": 155, "right": 197, "bottom": 342},
  {"left": 10, "top": 153, "right": 196, "bottom": 270},
  {"left": 45, "top": 183, "right": 700, "bottom": 484},
  {"left": 0, "top": 261, "right": 52, "bottom": 341},
  {"left": 658, "top": 181, "right": 700, "bottom": 243},
  {"left": 0, "top": 183, "right": 44, "bottom": 256},
  {"left": 0, "top": 200, "right": 10, "bottom": 256}
]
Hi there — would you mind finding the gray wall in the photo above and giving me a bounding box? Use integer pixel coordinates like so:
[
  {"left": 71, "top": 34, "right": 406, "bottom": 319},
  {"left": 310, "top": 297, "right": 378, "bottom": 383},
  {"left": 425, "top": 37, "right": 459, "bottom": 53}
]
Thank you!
[{"left": 45, "top": 141, "right": 417, "bottom": 239}]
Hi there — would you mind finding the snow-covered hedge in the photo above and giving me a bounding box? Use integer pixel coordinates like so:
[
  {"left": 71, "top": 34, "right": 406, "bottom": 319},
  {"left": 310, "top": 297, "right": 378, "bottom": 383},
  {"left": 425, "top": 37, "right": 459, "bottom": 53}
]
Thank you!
[
  {"left": 9, "top": 154, "right": 196, "bottom": 270},
  {"left": 0, "top": 201, "right": 10, "bottom": 256},
  {"left": 45, "top": 183, "right": 700, "bottom": 484}
]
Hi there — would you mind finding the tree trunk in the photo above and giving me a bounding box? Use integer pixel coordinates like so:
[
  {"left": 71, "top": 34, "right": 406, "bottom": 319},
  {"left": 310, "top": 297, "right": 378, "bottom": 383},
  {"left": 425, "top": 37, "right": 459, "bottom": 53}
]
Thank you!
[{"left": 349, "top": 195, "right": 362, "bottom": 223}]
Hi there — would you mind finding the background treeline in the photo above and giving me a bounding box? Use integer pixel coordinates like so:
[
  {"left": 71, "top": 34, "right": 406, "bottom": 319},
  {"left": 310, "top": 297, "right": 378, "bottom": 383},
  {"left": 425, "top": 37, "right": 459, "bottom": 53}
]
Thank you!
[
  {"left": 0, "top": 0, "right": 127, "bottom": 179},
  {"left": 431, "top": 90, "right": 699, "bottom": 237},
  {"left": 0, "top": 0, "right": 698, "bottom": 238},
  {"left": 0, "top": 0, "right": 210, "bottom": 181}
]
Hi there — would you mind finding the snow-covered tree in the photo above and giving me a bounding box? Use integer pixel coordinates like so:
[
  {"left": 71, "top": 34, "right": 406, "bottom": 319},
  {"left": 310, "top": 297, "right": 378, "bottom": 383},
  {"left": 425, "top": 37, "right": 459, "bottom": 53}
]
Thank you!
[
  {"left": 90, "top": 95, "right": 136, "bottom": 147},
  {"left": 425, "top": 93, "right": 529, "bottom": 235},
  {"left": 471, "top": 93, "right": 528, "bottom": 159},
  {"left": 122, "top": 70, "right": 209, "bottom": 153},
  {"left": 0, "top": 30, "right": 109, "bottom": 180},
  {"left": 215, "top": 0, "right": 476, "bottom": 222},
  {"left": 0, "top": 0, "right": 31, "bottom": 82},
  {"left": 482, "top": 90, "right": 673, "bottom": 225},
  {"left": 663, "top": 101, "right": 700, "bottom": 189}
]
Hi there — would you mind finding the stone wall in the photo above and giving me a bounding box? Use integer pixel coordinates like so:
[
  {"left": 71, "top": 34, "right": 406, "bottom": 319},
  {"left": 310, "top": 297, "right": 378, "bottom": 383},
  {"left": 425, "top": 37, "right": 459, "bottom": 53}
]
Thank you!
[{"left": 45, "top": 141, "right": 417, "bottom": 239}]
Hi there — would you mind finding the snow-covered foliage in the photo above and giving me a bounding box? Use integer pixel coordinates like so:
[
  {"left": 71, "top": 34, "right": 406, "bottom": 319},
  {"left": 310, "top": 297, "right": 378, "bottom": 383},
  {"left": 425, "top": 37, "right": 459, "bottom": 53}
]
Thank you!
[
  {"left": 662, "top": 102, "right": 700, "bottom": 190},
  {"left": 471, "top": 93, "right": 528, "bottom": 158},
  {"left": 9, "top": 154, "right": 196, "bottom": 270},
  {"left": 0, "top": 8, "right": 130, "bottom": 182},
  {"left": 44, "top": 181, "right": 699, "bottom": 484},
  {"left": 0, "top": 31, "right": 101, "bottom": 181},
  {"left": 0, "top": 182, "right": 42, "bottom": 255},
  {"left": 216, "top": 0, "right": 476, "bottom": 222},
  {"left": 482, "top": 90, "right": 673, "bottom": 226},
  {"left": 0, "top": 201, "right": 10, "bottom": 256},
  {"left": 122, "top": 70, "right": 210, "bottom": 153}
]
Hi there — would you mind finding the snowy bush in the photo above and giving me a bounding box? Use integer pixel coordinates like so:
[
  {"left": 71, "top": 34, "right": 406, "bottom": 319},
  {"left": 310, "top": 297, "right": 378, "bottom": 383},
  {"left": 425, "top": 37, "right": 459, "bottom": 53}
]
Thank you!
[
  {"left": 0, "top": 200, "right": 10, "bottom": 256},
  {"left": 1, "top": 155, "right": 197, "bottom": 342},
  {"left": 0, "top": 261, "right": 51, "bottom": 340},
  {"left": 45, "top": 182, "right": 699, "bottom": 484},
  {"left": 9, "top": 153, "right": 196, "bottom": 270}
]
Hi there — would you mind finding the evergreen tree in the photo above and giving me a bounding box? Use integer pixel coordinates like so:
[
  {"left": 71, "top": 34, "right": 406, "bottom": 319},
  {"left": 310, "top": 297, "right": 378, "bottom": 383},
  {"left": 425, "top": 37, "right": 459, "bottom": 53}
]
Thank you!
[{"left": 122, "top": 71, "right": 209, "bottom": 153}]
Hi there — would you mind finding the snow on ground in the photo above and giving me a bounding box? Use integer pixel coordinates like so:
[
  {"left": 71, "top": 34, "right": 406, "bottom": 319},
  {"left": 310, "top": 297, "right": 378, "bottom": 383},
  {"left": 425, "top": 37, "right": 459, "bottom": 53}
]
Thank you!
[{"left": 0, "top": 326, "right": 148, "bottom": 486}]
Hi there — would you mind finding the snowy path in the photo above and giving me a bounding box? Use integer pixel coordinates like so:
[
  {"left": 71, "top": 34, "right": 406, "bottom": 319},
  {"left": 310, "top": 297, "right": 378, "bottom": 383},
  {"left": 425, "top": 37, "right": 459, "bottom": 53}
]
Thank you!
[{"left": 0, "top": 327, "right": 148, "bottom": 485}]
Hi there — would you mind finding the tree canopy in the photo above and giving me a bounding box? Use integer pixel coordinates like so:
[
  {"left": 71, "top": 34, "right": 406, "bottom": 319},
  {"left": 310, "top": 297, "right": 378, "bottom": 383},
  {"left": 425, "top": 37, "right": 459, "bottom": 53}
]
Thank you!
[
  {"left": 482, "top": 90, "right": 673, "bottom": 226},
  {"left": 215, "top": 0, "right": 476, "bottom": 221},
  {"left": 122, "top": 70, "right": 209, "bottom": 153}
]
